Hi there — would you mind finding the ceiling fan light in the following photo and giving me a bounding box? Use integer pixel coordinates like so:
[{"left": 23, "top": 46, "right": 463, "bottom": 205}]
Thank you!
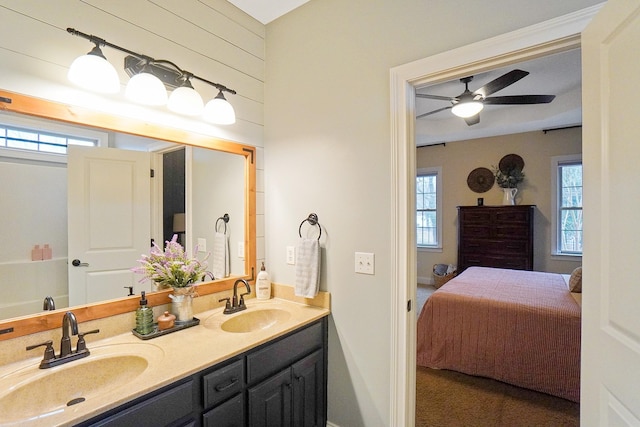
[
  {"left": 168, "top": 85, "right": 204, "bottom": 116},
  {"left": 451, "top": 100, "right": 484, "bottom": 118},
  {"left": 204, "top": 91, "right": 236, "bottom": 125},
  {"left": 125, "top": 71, "right": 168, "bottom": 106},
  {"left": 68, "top": 46, "right": 120, "bottom": 94}
]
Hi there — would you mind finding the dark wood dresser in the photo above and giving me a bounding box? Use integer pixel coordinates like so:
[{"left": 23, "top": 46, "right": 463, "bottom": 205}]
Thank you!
[{"left": 457, "top": 205, "right": 535, "bottom": 272}]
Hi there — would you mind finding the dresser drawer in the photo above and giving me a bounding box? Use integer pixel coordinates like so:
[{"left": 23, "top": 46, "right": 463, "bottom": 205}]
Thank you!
[
  {"left": 495, "top": 209, "right": 531, "bottom": 223},
  {"left": 203, "top": 359, "right": 244, "bottom": 409},
  {"left": 461, "top": 239, "right": 529, "bottom": 255},
  {"left": 460, "top": 254, "right": 530, "bottom": 270}
]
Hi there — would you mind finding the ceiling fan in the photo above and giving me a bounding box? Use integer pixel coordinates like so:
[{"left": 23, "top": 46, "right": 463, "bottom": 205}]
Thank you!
[{"left": 416, "top": 69, "right": 556, "bottom": 126}]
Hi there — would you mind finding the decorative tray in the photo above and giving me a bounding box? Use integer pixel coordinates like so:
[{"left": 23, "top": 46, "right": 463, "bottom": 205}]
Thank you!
[{"left": 132, "top": 317, "right": 200, "bottom": 340}]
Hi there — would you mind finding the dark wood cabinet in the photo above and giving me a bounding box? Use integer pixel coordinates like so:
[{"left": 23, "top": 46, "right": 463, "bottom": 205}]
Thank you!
[
  {"left": 457, "top": 205, "right": 534, "bottom": 272},
  {"left": 78, "top": 317, "right": 327, "bottom": 427}
]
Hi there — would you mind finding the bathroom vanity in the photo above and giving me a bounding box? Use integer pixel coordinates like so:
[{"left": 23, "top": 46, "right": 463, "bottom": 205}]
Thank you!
[
  {"left": 77, "top": 318, "right": 327, "bottom": 427},
  {"left": 0, "top": 295, "right": 329, "bottom": 427}
]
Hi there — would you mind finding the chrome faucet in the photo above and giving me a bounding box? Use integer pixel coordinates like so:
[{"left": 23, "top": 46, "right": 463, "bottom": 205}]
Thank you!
[
  {"left": 60, "top": 311, "right": 79, "bottom": 357},
  {"left": 42, "top": 296, "right": 56, "bottom": 311},
  {"left": 219, "top": 279, "right": 251, "bottom": 314},
  {"left": 26, "top": 310, "right": 100, "bottom": 369}
]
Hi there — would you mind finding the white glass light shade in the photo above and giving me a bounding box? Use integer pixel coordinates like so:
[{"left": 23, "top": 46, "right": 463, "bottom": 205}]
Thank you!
[
  {"left": 68, "top": 53, "right": 120, "bottom": 94},
  {"left": 168, "top": 86, "right": 204, "bottom": 116},
  {"left": 451, "top": 100, "right": 484, "bottom": 118},
  {"left": 125, "top": 72, "right": 168, "bottom": 106},
  {"left": 204, "top": 92, "right": 236, "bottom": 125}
]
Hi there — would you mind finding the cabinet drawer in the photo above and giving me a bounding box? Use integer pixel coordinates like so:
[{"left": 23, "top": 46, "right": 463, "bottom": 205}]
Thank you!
[
  {"left": 247, "top": 321, "right": 323, "bottom": 385},
  {"left": 203, "top": 359, "right": 244, "bottom": 409},
  {"left": 202, "top": 394, "right": 244, "bottom": 427},
  {"left": 494, "top": 225, "right": 530, "bottom": 239},
  {"left": 87, "top": 380, "right": 194, "bottom": 427}
]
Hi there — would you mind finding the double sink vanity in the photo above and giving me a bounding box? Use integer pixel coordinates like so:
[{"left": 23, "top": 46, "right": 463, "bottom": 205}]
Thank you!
[{"left": 0, "top": 292, "right": 330, "bottom": 426}]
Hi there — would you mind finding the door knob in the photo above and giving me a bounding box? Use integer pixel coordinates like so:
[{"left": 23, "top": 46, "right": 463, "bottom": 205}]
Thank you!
[{"left": 71, "top": 259, "right": 89, "bottom": 267}]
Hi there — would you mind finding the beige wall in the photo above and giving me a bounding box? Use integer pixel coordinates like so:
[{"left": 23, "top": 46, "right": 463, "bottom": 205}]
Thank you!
[
  {"left": 264, "top": 1, "right": 598, "bottom": 425},
  {"left": 416, "top": 128, "right": 582, "bottom": 283}
]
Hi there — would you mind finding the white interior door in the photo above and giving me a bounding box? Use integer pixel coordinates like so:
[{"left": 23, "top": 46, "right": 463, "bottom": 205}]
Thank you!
[
  {"left": 68, "top": 146, "right": 151, "bottom": 306},
  {"left": 582, "top": 0, "right": 640, "bottom": 424}
]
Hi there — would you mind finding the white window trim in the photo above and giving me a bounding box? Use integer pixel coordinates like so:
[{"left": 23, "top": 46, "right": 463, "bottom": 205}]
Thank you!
[
  {"left": 551, "top": 154, "right": 583, "bottom": 258},
  {"left": 417, "top": 166, "right": 442, "bottom": 250},
  {"left": 0, "top": 114, "right": 107, "bottom": 164}
]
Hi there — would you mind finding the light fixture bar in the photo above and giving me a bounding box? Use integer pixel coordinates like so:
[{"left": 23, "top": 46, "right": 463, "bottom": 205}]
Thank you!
[{"left": 66, "top": 28, "right": 236, "bottom": 95}]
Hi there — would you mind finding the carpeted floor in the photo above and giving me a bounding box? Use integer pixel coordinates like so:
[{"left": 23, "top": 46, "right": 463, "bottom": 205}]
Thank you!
[
  {"left": 414, "top": 283, "right": 579, "bottom": 426},
  {"left": 416, "top": 366, "right": 579, "bottom": 426}
]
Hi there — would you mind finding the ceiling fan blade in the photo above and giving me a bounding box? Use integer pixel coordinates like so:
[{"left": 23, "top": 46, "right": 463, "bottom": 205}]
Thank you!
[
  {"left": 483, "top": 95, "right": 556, "bottom": 105},
  {"left": 416, "top": 106, "right": 452, "bottom": 119},
  {"left": 464, "top": 114, "right": 480, "bottom": 126},
  {"left": 416, "top": 93, "right": 455, "bottom": 101},
  {"left": 473, "top": 69, "right": 529, "bottom": 98}
]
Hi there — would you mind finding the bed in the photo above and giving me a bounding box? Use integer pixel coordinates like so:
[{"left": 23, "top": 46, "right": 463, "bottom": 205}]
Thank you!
[{"left": 417, "top": 266, "right": 581, "bottom": 402}]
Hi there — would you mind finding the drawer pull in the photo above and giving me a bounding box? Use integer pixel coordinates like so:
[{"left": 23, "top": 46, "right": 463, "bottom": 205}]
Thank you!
[{"left": 214, "top": 377, "right": 239, "bottom": 392}]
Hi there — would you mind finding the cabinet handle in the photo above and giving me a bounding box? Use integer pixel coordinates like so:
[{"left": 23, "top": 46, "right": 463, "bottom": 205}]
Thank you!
[{"left": 214, "top": 377, "right": 238, "bottom": 392}]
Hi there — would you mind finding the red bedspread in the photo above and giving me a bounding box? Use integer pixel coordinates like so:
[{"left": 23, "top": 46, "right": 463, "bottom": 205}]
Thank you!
[{"left": 417, "top": 267, "right": 581, "bottom": 402}]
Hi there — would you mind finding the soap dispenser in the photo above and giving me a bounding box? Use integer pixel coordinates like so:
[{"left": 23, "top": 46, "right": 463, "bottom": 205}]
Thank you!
[
  {"left": 256, "top": 262, "right": 271, "bottom": 300},
  {"left": 135, "top": 291, "right": 154, "bottom": 335}
]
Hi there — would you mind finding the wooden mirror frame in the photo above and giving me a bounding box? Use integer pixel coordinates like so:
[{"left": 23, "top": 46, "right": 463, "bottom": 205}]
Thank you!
[{"left": 0, "top": 89, "right": 256, "bottom": 341}]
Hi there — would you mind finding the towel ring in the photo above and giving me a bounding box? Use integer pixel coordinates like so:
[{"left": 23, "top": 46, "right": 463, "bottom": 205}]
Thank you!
[
  {"left": 216, "top": 213, "right": 229, "bottom": 233},
  {"left": 298, "top": 213, "right": 322, "bottom": 241}
]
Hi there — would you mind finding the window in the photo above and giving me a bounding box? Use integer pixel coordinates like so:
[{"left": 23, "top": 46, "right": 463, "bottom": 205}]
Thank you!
[
  {"left": 0, "top": 115, "right": 105, "bottom": 164},
  {"left": 552, "top": 155, "right": 582, "bottom": 255},
  {"left": 417, "top": 167, "right": 442, "bottom": 249},
  {"left": 0, "top": 124, "right": 96, "bottom": 154}
]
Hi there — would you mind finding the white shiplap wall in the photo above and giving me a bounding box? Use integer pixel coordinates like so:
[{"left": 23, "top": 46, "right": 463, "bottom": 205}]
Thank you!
[{"left": 0, "top": 0, "right": 264, "bottom": 146}]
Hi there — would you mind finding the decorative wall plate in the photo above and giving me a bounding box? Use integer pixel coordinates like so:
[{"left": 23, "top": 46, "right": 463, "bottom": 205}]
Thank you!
[
  {"left": 467, "top": 167, "right": 495, "bottom": 193},
  {"left": 499, "top": 154, "right": 525, "bottom": 173}
]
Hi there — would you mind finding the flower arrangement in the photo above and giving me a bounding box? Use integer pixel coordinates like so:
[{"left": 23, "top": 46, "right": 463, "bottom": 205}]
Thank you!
[
  {"left": 133, "top": 235, "right": 209, "bottom": 290},
  {"left": 493, "top": 166, "right": 525, "bottom": 188}
]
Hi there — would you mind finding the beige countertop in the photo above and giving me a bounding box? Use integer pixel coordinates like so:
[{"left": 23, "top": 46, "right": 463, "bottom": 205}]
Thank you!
[{"left": 0, "top": 296, "right": 330, "bottom": 427}]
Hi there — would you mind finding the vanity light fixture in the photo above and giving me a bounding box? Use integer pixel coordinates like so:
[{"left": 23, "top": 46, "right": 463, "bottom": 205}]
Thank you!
[{"left": 66, "top": 28, "right": 236, "bottom": 124}]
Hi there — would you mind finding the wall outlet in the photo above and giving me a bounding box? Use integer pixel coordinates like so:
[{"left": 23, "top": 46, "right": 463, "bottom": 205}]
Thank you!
[
  {"left": 238, "top": 241, "right": 244, "bottom": 258},
  {"left": 197, "top": 238, "right": 207, "bottom": 252},
  {"left": 286, "top": 246, "right": 295, "bottom": 265},
  {"left": 355, "top": 252, "right": 375, "bottom": 275}
]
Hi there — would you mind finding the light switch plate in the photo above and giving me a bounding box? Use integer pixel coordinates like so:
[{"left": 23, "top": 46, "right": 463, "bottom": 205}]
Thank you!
[
  {"left": 355, "top": 252, "right": 375, "bottom": 275},
  {"left": 286, "top": 246, "right": 295, "bottom": 265},
  {"left": 197, "top": 238, "right": 206, "bottom": 252},
  {"left": 238, "top": 241, "right": 244, "bottom": 258}
]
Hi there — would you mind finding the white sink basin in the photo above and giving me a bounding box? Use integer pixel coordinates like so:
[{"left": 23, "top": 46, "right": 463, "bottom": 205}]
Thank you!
[{"left": 0, "top": 343, "right": 164, "bottom": 425}]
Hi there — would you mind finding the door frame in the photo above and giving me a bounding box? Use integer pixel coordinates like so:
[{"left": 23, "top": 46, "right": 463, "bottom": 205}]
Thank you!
[{"left": 388, "top": 4, "right": 603, "bottom": 426}]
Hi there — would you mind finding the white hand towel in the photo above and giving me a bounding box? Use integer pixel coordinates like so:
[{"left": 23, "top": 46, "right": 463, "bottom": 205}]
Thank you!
[
  {"left": 211, "top": 232, "right": 230, "bottom": 279},
  {"left": 295, "top": 238, "right": 320, "bottom": 298}
]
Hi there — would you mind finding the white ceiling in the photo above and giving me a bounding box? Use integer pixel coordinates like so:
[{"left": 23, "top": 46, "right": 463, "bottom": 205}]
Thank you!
[
  {"left": 226, "top": 0, "right": 310, "bottom": 24},
  {"left": 415, "top": 49, "right": 582, "bottom": 146}
]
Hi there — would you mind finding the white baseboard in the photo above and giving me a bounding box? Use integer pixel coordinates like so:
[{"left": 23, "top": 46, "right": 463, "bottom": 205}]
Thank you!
[
  {"left": 417, "top": 275, "right": 433, "bottom": 285},
  {"left": 326, "top": 421, "right": 340, "bottom": 427}
]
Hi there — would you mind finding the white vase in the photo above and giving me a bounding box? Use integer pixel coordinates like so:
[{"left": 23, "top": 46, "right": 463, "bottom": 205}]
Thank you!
[{"left": 502, "top": 187, "right": 517, "bottom": 205}]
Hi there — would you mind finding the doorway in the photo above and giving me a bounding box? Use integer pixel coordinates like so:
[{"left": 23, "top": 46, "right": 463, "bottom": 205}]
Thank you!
[{"left": 388, "top": 5, "right": 602, "bottom": 426}]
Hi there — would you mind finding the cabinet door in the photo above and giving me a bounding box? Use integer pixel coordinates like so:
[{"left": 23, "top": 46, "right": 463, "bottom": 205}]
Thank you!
[
  {"left": 248, "top": 369, "right": 292, "bottom": 427},
  {"left": 292, "top": 350, "right": 325, "bottom": 427},
  {"left": 202, "top": 394, "right": 244, "bottom": 427}
]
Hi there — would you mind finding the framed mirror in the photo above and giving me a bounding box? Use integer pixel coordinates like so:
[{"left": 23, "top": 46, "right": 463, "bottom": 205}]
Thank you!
[{"left": 0, "top": 89, "right": 256, "bottom": 340}]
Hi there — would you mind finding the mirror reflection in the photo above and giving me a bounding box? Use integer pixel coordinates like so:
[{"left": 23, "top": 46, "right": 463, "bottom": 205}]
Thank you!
[{"left": 0, "top": 112, "right": 245, "bottom": 321}]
